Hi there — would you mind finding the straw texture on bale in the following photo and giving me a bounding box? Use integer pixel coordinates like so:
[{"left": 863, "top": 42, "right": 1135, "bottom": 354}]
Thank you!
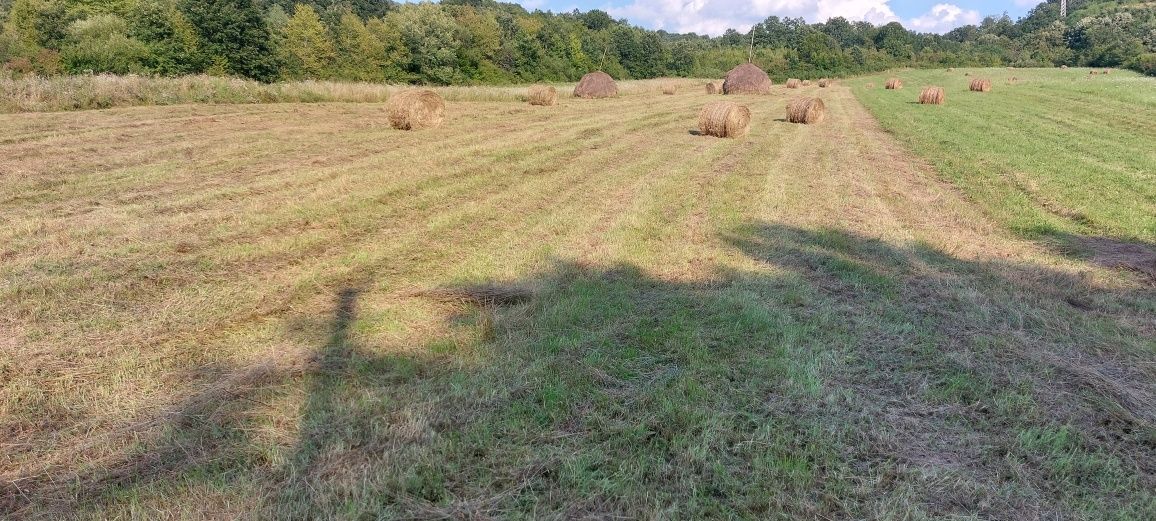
[
  {"left": 662, "top": 84, "right": 676, "bottom": 95},
  {"left": 386, "top": 89, "right": 445, "bottom": 130},
  {"left": 818, "top": 79, "right": 830, "bottom": 87},
  {"left": 785, "top": 97, "right": 826, "bottom": 124},
  {"left": 1102, "top": 69, "right": 1110, "bottom": 75},
  {"left": 885, "top": 78, "right": 903, "bottom": 89},
  {"left": 918, "top": 86, "right": 945, "bottom": 105},
  {"left": 705, "top": 82, "right": 720, "bottom": 94},
  {"left": 968, "top": 78, "right": 992, "bottom": 92},
  {"left": 573, "top": 71, "right": 618, "bottom": 98},
  {"left": 697, "top": 101, "right": 751, "bottom": 138},
  {"left": 786, "top": 78, "right": 802, "bottom": 89},
  {"left": 802, "top": 80, "right": 812, "bottom": 86},
  {"left": 527, "top": 84, "right": 557, "bottom": 106},
  {"left": 722, "top": 63, "right": 772, "bottom": 94},
  {"left": 1061, "top": 65, "right": 1069, "bottom": 69}
]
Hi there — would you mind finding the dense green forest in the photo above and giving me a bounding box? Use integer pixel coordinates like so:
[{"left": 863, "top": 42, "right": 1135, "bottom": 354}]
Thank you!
[{"left": 1, "top": 0, "right": 1154, "bottom": 83}]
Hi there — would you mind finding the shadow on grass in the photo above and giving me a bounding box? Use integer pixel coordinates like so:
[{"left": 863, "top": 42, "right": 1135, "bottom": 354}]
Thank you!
[{"left": 6, "top": 223, "right": 1154, "bottom": 519}]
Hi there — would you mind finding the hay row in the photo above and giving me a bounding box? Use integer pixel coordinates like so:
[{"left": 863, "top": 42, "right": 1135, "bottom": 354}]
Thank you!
[
  {"left": 698, "top": 101, "right": 750, "bottom": 138},
  {"left": 786, "top": 97, "right": 825, "bottom": 124}
]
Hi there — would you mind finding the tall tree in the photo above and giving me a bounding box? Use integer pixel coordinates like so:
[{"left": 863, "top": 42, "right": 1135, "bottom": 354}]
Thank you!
[{"left": 180, "top": 0, "right": 274, "bottom": 80}]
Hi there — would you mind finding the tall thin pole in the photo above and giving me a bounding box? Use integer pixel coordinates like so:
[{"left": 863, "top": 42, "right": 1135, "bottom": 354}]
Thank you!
[
  {"left": 1060, "top": 0, "right": 1067, "bottom": 17},
  {"left": 748, "top": 28, "right": 755, "bottom": 64}
]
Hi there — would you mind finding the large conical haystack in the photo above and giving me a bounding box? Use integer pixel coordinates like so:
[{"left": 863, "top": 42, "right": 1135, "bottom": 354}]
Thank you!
[
  {"left": 968, "top": 78, "right": 992, "bottom": 92},
  {"left": 527, "top": 84, "right": 557, "bottom": 106},
  {"left": 705, "top": 82, "right": 721, "bottom": 94},
  {"left": 786, "top": 97, "right": 825, "bottom": 124},
  {"left": 386, "top": 89, "right": 445, "bottom": 130},
  {"left": 885, "top": 78, "right": 903, "bottom": 89},
  {"left": 918, "top": 86, "right": 945, "bottom": 105},
  {"left": 722, "top": 63, "right": 772, "bottom": 95},
  {"left": 573, "top": 71, "right": 618, "bottom": 98},
  {"left": 698, "top": 101, "right": 751, "bottom": 138},
  {"left": 785, "top": 78, "right": 801, "bottom": 89}
]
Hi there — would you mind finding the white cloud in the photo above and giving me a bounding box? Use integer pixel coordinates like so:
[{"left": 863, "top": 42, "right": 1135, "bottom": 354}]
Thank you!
[
  {"left": 605, "top": 0, "right": 978, "bottom": 36},
  {"left": 907, "top": 3, "right": 981, "bottom": 33}
]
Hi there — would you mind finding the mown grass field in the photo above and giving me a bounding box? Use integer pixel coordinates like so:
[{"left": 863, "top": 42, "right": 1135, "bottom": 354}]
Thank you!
[{"left": 1, "top": 73, "right": 1154, "bottom": 519}]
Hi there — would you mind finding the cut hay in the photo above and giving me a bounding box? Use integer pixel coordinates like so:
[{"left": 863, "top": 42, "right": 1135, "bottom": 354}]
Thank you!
[
  {"left": 722, "top": 63, "right": 772, "bottom": 95},
  {"left": 785, "top": 97, "right": 825, "bottom": 125},
  {"left": 786, "top": 78, "right": 802, "bottom": 89},
  {"left": 662, "top": 84, "right": 676, "bottom": 95},
  {"left": 968, "top": 78, "right": 992, "bottom": 92},
  {"left": 802, "top": 80, "right": 812, "bottom": 86},
  {"left": 697, "top": 101, "right": 751, "bottom": 138},
  {"left": 705, "top": 82, "right": 720, "bottom": 94},
  {"left": 527, "top": 84, "right": 557, "bottom": 106},
  {"left": 818, "top": 79, "right": 830, "bottom": 88},
  {"left": 386, "top": 89, "right": 445, "bottom": 130},
  {"left": 918, "top": 86, "right": 945, "bottom": 105},
  {"left": 885, "top": 78, "right": 903, "bottom": 90},
  {"left": 573, "top": 71, "right": 618, "bottom": 98},
  {"left": 407, "top": 283, "right": 533, "bottom": 307}
]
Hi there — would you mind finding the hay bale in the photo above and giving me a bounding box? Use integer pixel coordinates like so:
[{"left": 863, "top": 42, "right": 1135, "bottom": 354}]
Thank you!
[
  {"left": 918, "top": 86, "right": 945, "bottom": 105},
  {"left": 786, "top": 78, "right": 802, "bottom": 89},
  {"left": 527, "top": 84, "right": 557, "bottom": 106},
  {"left": 1007, "top": 76, "right": 1019, "bottom": 84},
  {"left": 947, "top": 67, "right": 955, "bottom": 72},
  {"left": 1061, "top": 65, "right": 1069, "bottom": 69},
  {"left": 802, "top": 80, "right": 812, "bottom": 86},
  {"left": 818, "top": 78, "right": 830, "bottom": 88},
  {"left": 865, "top": 83, "right": 875, "bottom": 89},
  {"left": 885, "top": 78, "right": 903, "bottom": 90},
  {"left": 574, "top": 71, "right": 618, "bottom": 98},
  {"left": 662, "top": 84, "right": 676, "bottom": 95},
  {"left": 722, "top": 63, "right": 772, "bottom": 94},
  {"left": 705, "top": 82, "right": 720, "bottom": 94},
  {"left": 1102, "top": 69, "right": 1110, "bottom": 75},
  {"left": 697, "top": 101, "right": 751, "bottom": 138},
  {"left": 968, "top": 78, "right": 992, "bottom": 92},
  {"left": 785, "top": 97, "right": 825, "bottom": 124},
  {"left": 386, "top": 89, "right": 445, "bottom": 130}
]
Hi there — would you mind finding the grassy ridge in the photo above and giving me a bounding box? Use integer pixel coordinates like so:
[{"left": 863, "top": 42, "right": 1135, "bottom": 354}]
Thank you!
[
  {"left": 852, "top": 67, "right": 1156, "bottom": 245},
  {"left": 1, "top": 77, "right": 1154, "bottom": 518}
]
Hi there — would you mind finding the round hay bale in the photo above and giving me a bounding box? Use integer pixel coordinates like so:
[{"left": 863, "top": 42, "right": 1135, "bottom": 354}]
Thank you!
[
  {"left": 1102, "top": 69, "right": 1110, "bottom": 75},
  {"left": 918, "top": 86, "right": 945, "bottom": 105},
  {"left": 947, "top": 67, "right": 955, "bottom": 72},
  {"left": 1061, "top": 65, "right": 1069, "bottom": 69},
  {"left": 786, "top": 97, "right": 825, "bottom": 125},
  {"left": 574, "top": 71, "right": 618, "bottom": 98},
  {"left": 662, "top": 84, "right": 676, "bottom": 95},
  {"left": 697, "top": 101, "right": 751, "bottom": 138},
  {"left": 865, "top": 83, "right": 875, "bottom": 89},
  {"left": 386, "top": 89, "right": 445, "bottom": 130},
  {"left": 885, "top": 78, "right": 903, "bottom": 90},
  {"left": 968, "top": 78, "right": 992, "bottom": 92},
  {"left": 527, "top": 84, "right": 557, "bottom": 106},
  {"left": 705, "top": 82, "right": 720, "bottom": 94},
  {"left": 802, "top": 80, "right": 812, "bottom": 86},
  {"left": 786, "top": 78, "right": 802, "bottom": 89},
  {"left": 723, "top": 63, "right": 772, "bottom": 95},
  {"left": 818, "top": 78, "right": 830, "bottom": 88}
]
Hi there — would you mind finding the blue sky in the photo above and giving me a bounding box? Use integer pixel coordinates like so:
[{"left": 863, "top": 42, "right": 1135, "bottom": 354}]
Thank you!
[{"left": 508, "top": 1, "right": 1042, "bottom": 35}]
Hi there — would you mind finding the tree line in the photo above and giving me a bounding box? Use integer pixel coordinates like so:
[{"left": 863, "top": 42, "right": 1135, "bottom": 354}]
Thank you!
[{"left": 1, "top": 0, "right": 1153, "bottom": 83}]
